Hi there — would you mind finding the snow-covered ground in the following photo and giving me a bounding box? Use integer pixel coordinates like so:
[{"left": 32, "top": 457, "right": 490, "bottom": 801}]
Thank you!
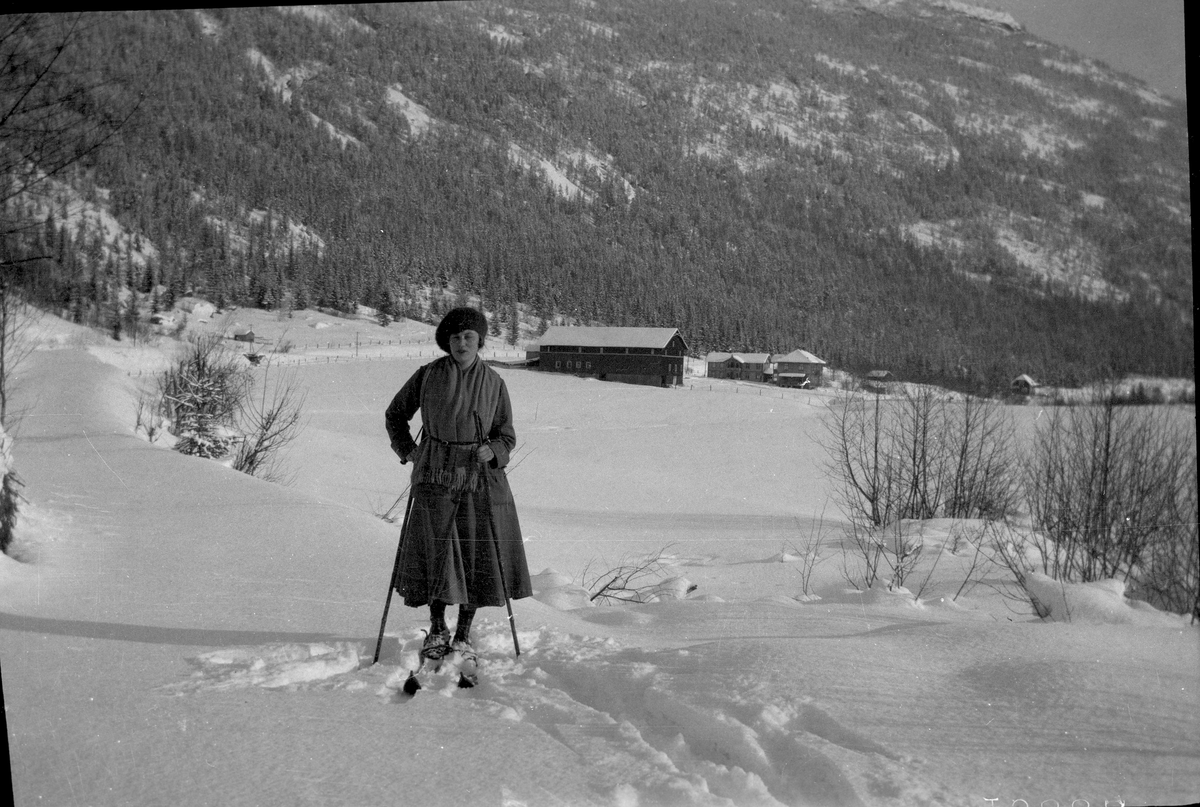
[{"left": 2, "top": 310, "right": 1197, "bottom": 807}]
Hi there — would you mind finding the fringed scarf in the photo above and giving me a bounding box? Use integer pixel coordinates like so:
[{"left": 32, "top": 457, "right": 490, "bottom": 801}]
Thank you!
[{"left": 413, "top": 357, "right": 502, "bottom": 493}]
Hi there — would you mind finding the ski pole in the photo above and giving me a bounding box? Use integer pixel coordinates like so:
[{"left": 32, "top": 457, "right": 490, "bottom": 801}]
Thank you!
[
  {"left": 475, "top": 413, "right": 521, "bottom": 657},
  {"left": 372, "top": 482, "right": 417, "bottom": 665}
]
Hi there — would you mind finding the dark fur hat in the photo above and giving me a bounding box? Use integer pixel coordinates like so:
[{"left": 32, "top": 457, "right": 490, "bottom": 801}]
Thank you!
[{"left": 435, "top": 307, "right": 488, "bottom": 353}]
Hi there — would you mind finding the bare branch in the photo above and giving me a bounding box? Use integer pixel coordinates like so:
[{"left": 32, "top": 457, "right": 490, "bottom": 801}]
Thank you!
[{"left": 582, "top": 544, "right": 689, "bottom": 604}]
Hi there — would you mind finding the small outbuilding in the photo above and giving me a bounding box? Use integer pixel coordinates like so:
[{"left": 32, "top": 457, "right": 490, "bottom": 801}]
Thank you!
[
  {"left": 231, "top": 328, "right": 256, "bottom": 344},
  {"left": 772, "top": 349, "right": 827, "bottom": 388},
  {"left": 534, "top": 326, "right": 688, "bottom": 387},
  {"left": 864, "top": 370, "right": 894, "bottom": 393},
  {"left": 1011, "top": 374, "right": 1039, "bottom": 395}
]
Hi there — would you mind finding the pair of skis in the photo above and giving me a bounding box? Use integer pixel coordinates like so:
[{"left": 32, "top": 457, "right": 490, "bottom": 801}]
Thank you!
[{"left": 402, "top": 640, "right": 479, "bottom": 695}]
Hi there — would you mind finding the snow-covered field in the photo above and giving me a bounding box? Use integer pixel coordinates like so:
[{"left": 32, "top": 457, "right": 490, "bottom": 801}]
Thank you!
[{"left": 2, "top": 309, "right": 1197, "bottom": 807}]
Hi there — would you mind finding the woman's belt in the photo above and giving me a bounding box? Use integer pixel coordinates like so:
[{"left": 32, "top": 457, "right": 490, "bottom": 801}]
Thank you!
[{"left": 425, "top": 433, "right": 479, "bottom": 447}]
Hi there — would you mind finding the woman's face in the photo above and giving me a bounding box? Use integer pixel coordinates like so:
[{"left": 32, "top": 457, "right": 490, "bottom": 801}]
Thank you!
[{"left": 449, "top": 329, "right": 481, "bottom": 367}]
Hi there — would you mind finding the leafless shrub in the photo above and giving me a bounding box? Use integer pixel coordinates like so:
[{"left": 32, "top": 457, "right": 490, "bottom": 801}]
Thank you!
[
  {"left": 788, "top": 506, "right": 832, "bottom": 598},
  {"left": 841, "top": 520, "right": 1008, "bottom": 604},
  {"left": 1021, "top": 388, "right": 1196, "bottom": 618},
  {"left": 894, "top": 387, "right": 946, "bottom": 520},
  {"left": 823, "top": 388, "right": 1016, "bottom": 531},
  {"left": 133, "top": 387, "right": 165, "bottom": 442},
  {"left": 1120, "top": 429, "right": 1198, "bottom": 619},
  {"left": 231, "top": 363, "right": 307, "bottom": 483},
  {"left": 838, "top": 519, "right": 925, "bottom": 592},
  {"left": 943, "top": 397, "right": 1020, "bottom": 519},
  {"left": 986, "top": 525, "right": 1054, "bottom": 619},
  {"left": 909, "top": 532, "right": 944, "bottom": 601},
  {"left": 949, "top": 522, "right": 1003, "bottom": 602},
  {"left": 823, "top": 388, "right": 1016, "bottom": 590},
  {"left": 885, "top": 522, "right": 925, "bottom": 591},
  {"left": 839, "top": 521, "right": 886, "bottom": 591}
]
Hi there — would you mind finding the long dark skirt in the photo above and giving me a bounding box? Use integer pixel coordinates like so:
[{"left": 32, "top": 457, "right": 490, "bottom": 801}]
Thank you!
[{"left": 395, "top": 474, "right": 531, "bottom": 608}]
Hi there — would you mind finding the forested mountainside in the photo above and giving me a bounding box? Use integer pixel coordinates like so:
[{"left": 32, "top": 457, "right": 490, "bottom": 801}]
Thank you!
[{"left": 3, "top": 1, "right": 1192, "bottom": 390}]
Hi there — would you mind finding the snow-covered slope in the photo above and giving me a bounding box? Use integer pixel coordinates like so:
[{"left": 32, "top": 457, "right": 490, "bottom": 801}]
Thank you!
[{"left": 2, "top": 318, "right": 1197, "bottom": 806}]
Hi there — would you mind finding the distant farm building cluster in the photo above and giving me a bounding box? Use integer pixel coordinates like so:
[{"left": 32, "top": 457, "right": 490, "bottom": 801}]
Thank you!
[
  {"left": 523, "top": 325, "right": 827, "bottom": 390},
  {"left": 705, "top": 349, "right": 827, "bottom": 388}
]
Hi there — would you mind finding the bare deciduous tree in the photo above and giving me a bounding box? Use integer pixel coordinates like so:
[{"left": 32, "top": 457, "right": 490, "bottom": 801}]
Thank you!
[
  {"left": 823, "top": 391, "right": 893, "bottom": 528},
  {"left": 895, "top": 386, "right": 947, "bottom": 520}
]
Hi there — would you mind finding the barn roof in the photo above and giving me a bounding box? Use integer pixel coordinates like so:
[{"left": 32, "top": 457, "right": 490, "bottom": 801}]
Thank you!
[
  {"left": 773, "top": 349, "right": 826, "bottom": 365},
  {"left": 539, "top": 326, "right": 686, "bottom": 350}
]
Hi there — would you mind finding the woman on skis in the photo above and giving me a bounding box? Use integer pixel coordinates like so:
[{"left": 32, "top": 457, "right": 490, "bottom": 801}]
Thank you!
[{"left": 384, "top": 306, "right": 531, "bottom": 661}]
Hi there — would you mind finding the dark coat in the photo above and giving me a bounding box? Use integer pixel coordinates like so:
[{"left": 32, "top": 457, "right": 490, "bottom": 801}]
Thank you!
[{"left": 384, "top": 356, "right": 531, "bottom": 608}]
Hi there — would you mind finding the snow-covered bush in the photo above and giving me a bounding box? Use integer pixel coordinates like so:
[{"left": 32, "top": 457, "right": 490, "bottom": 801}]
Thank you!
[
  {"left": 0, "top": 421, "right": 20, "bottom": 555},
  {"left": 159, "top": 332, "right": 249, "bottom": 459},
  {"left": 1023, "top": 573, "right": 1193, "bottom": 626}
]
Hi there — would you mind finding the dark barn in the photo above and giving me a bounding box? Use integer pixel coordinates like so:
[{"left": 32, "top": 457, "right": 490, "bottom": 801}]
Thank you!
[{"left": 535, "top": 326, "right": 688, "bottom": 387}]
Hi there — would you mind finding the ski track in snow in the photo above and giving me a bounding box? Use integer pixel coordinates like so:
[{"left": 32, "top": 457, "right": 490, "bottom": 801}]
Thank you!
[{"left": 164, "top": 622, "right": 953, "bottom": 807}]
